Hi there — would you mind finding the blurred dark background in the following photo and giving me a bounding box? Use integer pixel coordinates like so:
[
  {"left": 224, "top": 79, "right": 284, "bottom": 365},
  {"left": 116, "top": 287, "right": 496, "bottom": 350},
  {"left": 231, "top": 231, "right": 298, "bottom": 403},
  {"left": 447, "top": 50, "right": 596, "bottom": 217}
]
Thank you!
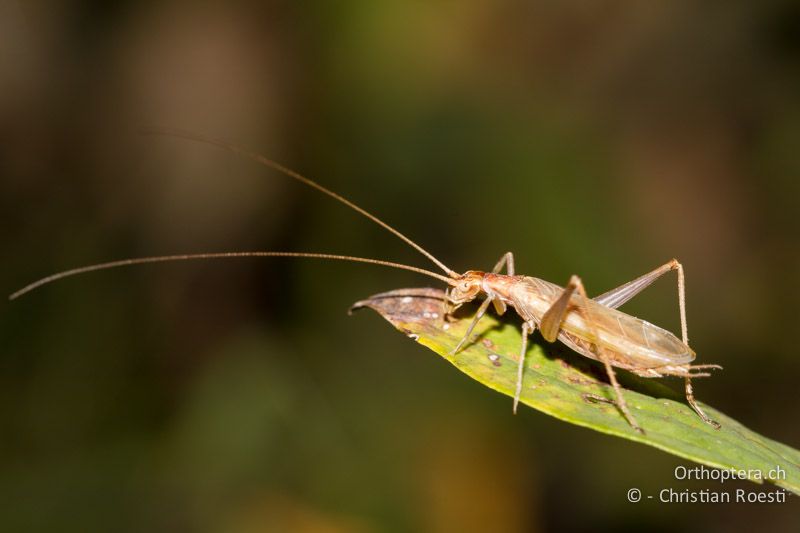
[{"left": 2, "top": 1, "right": 799, "bottom": 532}]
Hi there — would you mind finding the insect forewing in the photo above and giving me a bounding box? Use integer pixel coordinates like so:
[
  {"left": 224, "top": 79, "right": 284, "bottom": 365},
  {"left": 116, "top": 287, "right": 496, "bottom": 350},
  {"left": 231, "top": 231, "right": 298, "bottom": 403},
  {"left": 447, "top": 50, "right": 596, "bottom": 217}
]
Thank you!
[{"left": 513, "top": 277, "right": 695, "bottom": 368}]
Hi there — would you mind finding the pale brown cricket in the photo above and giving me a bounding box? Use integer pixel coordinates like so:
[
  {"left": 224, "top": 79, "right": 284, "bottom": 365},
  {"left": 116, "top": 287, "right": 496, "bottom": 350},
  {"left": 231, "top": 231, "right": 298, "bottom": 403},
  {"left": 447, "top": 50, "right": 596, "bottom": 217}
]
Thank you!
[{"left": 10, "top": 130, "right": 721, "bottom": 433}]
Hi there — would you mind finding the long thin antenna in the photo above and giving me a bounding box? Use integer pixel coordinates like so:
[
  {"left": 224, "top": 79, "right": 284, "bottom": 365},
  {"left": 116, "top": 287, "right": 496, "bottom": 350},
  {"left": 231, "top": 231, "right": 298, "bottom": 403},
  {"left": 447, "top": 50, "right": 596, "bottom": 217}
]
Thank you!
[
  {"left": 9, "top": 252, "right": 456, "bottom": 301},
  {"left": 142, "top": 128, "right": 459, "bottom": 278}
]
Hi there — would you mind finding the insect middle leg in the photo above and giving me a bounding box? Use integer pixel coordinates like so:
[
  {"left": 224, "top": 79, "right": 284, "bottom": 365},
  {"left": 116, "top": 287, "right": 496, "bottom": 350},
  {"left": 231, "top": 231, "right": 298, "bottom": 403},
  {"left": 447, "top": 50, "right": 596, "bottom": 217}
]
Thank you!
[
  {"left": 513, "top": 321, "right": 535, "bottom": 414},
  {"left": 541, "top": 275, "right": 644, "bottom": 433},
  {"left": 450, "top": 252, "right": 514, "bottom": 354},
  {"left": 593, "top": 259, "right": 720, "bottom": 428},
  {"left": 449, "top": 252, "right": 537, "bottom": 415}
]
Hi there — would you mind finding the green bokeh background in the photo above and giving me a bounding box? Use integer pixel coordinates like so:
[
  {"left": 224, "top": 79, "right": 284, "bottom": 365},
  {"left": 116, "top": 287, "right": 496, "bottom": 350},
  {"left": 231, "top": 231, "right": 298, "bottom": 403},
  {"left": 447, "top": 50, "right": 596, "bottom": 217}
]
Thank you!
[{"left": 2, "top": 2, "right": 799, "bottom": 531}]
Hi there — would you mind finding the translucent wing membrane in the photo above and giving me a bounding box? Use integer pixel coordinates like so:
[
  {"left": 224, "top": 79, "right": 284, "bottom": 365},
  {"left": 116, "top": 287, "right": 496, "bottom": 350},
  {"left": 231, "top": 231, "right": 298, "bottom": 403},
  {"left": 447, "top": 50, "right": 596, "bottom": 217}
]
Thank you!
[{"left": 512, "top": 277, "right": 694, "bottom": 368}]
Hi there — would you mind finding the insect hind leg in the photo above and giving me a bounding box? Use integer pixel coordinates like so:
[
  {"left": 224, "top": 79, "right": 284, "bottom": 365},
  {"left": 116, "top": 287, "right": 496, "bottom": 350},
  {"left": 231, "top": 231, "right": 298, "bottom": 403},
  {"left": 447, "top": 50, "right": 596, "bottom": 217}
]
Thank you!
[
  {"left": 551, "top": 275, "right": 644, "bottom": 433},
  {"left": 593, "top": 259, "right": 687, "bottom": 342},
  {"left": 685, "top": 377, "right": 721, "bottom": 429},
  {"left": 594, "top": 259, "right": 721, "bottom": 429}
]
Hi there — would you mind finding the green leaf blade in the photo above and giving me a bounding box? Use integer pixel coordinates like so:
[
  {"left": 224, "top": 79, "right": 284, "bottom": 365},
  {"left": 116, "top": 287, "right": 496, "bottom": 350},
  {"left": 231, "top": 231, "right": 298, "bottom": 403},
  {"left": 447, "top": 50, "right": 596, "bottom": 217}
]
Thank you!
[{"left": 351, "top": 287, "right": 800, "bottom": 495}]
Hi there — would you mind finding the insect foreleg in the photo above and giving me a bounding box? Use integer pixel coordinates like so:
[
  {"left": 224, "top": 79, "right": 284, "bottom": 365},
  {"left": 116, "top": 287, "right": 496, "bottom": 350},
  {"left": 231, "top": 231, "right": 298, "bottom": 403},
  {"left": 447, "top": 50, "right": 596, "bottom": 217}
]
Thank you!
[
  {"left": 547, "top": 275, "right": 644, "bottom": 433},
  {"left": 491, "top": 252, "right": 515, "bottom": 276},
  {"left": 450, "top": 296, "right": 494, "bottom": 354},
  {"left": 449, "top": 253, "right": 516, "bottom": 354}
]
